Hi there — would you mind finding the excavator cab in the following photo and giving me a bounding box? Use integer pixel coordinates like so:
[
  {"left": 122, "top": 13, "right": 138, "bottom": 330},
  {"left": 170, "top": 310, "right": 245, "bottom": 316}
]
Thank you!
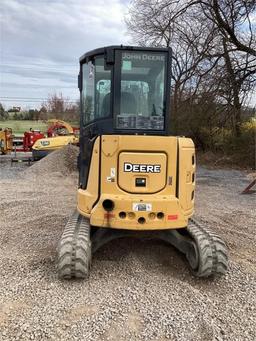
[{"left": 57, "top": 46, "right": 228, "bottom": 279}]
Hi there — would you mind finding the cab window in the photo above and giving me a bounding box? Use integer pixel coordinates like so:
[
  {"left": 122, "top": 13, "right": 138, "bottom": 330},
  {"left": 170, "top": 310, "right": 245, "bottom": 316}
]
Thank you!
[
  {"left": 82, "top": 57, "right": 111, "bottom": 125},
  {"left": 116, "top": 51, "right": 166, "bottom": 130}
]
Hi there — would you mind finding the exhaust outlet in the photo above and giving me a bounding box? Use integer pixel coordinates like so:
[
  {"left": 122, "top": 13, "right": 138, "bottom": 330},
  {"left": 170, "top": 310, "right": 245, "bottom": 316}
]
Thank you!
[{"left": 102, "top": 199, "right": 115, "bottom": 212}]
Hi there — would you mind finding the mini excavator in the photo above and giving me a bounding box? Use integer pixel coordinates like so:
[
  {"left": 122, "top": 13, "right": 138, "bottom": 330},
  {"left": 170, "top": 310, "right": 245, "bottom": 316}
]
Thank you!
[{"left": 57, "top": 46, "right": 228, "bottom": 279}]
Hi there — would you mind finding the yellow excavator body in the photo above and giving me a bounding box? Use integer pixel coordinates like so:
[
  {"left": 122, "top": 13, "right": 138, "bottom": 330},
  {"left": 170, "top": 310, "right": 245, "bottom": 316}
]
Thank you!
[
  {"left": 77, "top": 135, "right": 195, "bottom": 230},
  {"left": 57, "top": 45, "right": 228, "bottom": 280}
]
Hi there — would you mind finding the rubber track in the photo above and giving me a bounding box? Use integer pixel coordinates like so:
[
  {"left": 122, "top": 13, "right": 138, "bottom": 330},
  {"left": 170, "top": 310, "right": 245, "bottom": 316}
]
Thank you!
[
  {"left": 57, "top": 211, "right": 91, "bottom": 279},
  {"left": 187, "top": 219, "right": 228, "bottom": 277}
]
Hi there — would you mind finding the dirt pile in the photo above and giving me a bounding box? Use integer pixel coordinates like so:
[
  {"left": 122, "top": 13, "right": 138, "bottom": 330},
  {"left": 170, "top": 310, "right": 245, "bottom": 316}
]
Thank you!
[{"left": 24, "top": 145, "right": 79, "bottom": 177}]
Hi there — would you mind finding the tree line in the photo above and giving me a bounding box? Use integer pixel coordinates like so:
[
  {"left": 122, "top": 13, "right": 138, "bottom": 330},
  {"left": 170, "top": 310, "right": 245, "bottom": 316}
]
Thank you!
[
  {"left": 126, "top": 0, "right": 256, "bottom": 167},
  {"left": 0, "top": 93, "right": 79, "bottom": 122}
]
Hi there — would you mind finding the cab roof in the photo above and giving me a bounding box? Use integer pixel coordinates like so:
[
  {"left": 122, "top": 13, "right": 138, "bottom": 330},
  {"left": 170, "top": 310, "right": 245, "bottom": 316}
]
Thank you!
[{"left": 79, "top": 45, "right": 170, "bottom": 64}]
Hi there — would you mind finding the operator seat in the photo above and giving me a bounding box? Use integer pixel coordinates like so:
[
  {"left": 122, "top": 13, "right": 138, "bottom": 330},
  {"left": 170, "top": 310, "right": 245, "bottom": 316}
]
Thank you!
[{"left": 101, "top": 91, "right": 137, "bottom": 116}]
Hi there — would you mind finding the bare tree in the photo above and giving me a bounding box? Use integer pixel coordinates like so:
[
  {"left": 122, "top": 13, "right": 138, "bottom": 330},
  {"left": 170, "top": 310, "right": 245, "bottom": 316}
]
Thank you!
[
  {"left": 0, "top": 103, "right": 5, "bottom": 120},
  {"left": 126, "top": 0, "right": 256, "bottom": 136},
  {"left": 43, "top": 93, "right": 79, "bottom": 121},
  {"left": 126, "top": 1, "right": 223, "bottom": 133},
  {"left": 192, "top": 1, "right": 256, "bottom": 136},
  {"left": 44, "top": 93, "right": 66, "bottom": 118},
  {"left": 200, "top": 0, "right": 256, "bottom": 57}
]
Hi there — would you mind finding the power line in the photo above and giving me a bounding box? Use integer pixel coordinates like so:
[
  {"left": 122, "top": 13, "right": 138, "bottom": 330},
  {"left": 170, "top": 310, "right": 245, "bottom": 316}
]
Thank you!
[
  {"left": 1, "top": 62, "right": 77, "bottom": 67},
  {"left": 1, "top": 99, "right": 78, "bottom": 103},
  {"left": 1, "top": 64, "right": 77, "bottom": 72},
  {"left": 0, "top": 96, "right": 78, "bottom": 100},
  {"left": 0, "top": 97, "right": 79, "bottom": 104}
]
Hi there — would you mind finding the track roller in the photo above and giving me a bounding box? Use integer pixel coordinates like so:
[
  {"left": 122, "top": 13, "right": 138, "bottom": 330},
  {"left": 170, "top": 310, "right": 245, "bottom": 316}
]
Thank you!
[{"left": 57, "top": 211, "right": 91, "bottom": 279}]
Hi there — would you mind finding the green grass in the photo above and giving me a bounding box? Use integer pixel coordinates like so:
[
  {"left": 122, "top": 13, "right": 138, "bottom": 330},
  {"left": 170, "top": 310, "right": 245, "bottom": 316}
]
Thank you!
[{"left": 0, "top": 121, "right": 48, "bottom": 135}]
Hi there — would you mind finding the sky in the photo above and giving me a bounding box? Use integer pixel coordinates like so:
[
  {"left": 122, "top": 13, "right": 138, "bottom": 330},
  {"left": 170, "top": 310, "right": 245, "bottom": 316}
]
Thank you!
[
  {"left": 1, "top": 0, "right": 255, "bottom": 111},
  {"left": 0, "top": 0, "right": 130, "bottom": 110}
]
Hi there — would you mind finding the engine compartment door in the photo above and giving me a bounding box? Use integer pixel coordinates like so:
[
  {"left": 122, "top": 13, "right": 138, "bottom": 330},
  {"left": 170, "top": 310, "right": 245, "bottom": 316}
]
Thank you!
[{"left": 118, "top": 152, "right": 167, "bottom": 193}]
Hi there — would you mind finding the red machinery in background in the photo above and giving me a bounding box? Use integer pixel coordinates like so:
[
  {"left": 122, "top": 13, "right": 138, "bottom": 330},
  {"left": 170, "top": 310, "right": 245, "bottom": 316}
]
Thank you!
[
  {"left": 22, "top": 131, "right": 45, "bottom": 151},
  {"left": 14, "top": 130, "right": 45, "bottom": 152},
  {"left": 8, "top": 120, "right": 79, "bottom": 154}
]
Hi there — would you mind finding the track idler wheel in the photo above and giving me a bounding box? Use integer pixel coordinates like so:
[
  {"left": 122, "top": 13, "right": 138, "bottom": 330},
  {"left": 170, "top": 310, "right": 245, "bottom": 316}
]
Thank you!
[
  {"left": 57, "top": 211, "right": 91, "bottom": 279},
  {"left": 187, "top": 219, "right": 228, "bottom": 277}
]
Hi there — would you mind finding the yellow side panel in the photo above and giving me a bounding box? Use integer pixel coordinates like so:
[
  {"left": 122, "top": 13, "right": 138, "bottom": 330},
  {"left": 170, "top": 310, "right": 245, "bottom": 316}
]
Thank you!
[
  {"left": 102, "top": 135, "right": 119, "bottom": 156},
  {"left": 178, "top": 137, "right": 195, "bottom": 216},
  {"left": 101, "top": 135, "right": 177, "bottom": 197},
  {"left": 77, "top": 137, "right": 100, "bottom": 214}
]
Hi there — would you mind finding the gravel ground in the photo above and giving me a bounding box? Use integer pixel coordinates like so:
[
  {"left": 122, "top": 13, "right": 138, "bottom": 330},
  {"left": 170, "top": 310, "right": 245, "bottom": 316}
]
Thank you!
[{"left": 0, "top": 150, "right": 255, "bottom": 341}]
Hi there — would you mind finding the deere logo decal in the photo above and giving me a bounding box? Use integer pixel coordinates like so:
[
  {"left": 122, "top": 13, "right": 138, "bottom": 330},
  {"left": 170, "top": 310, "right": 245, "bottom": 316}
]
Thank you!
[
  {"left": 40, "top": 140, "right": 50, "bottom": 146},
  {"left": 124, "top": 162, "right": 161, "bottom": 173}
]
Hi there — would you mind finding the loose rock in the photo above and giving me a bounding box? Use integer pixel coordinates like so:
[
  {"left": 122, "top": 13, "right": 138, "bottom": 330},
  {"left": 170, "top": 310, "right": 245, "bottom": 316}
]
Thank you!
[{"left": 0, "top": 151, "right": 255, "bottom": 340}]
